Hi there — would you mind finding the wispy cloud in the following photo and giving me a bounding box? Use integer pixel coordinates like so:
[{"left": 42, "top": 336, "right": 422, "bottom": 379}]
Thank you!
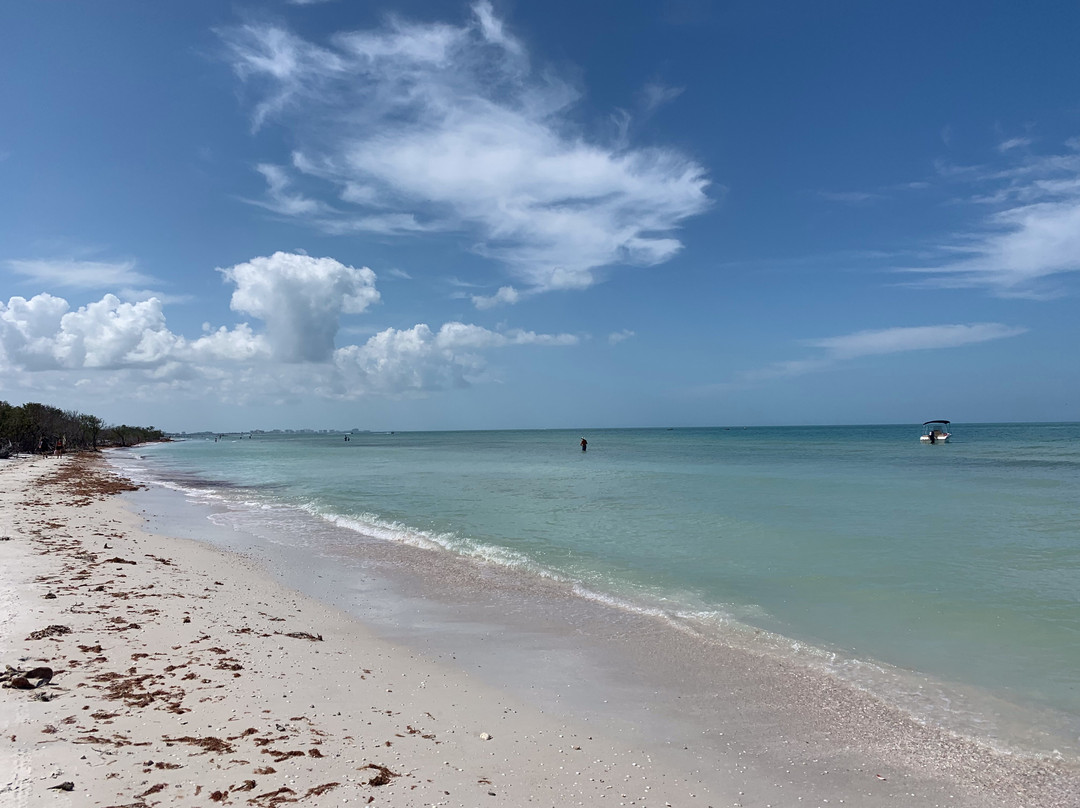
[
  {"left": 220, "top": 2, "right": 710, "bottom": 306},
  {"left": 639, "top": 81, "right": 684, "bottom": 114},
  {"left": 805, "top": 323, "right": 1026, "bottom": 358},
  {"left": 248, "top": 163, "right": 332, "bottom": 217},
  {"left": 905, "top": 139, "right": 1080, "bottom": 297},
  {"left": 997, "top": 136, "right": 1034, "bottom": 153},
  {"left": 608, "top": 329, "right": 635, "bottom": 345},
  {"left": 816, "top": 190, "right": 882, "bottom": 205},
  {"left": 7, "top": 258, "right": 156, "bottom": 290},
  {"left": 737, "top": 323, "right": 1026, "bottom": 384}
]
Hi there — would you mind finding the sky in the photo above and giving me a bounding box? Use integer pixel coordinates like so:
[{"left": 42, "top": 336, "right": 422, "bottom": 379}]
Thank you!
[{"left": 2, "top": 1, "right": 1079, "bottom": 432}]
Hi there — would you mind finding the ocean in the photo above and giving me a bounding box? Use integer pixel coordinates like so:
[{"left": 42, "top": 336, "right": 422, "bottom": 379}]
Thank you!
[{"left": 108, "top": 422, "right": 1080, "bottom": 760}]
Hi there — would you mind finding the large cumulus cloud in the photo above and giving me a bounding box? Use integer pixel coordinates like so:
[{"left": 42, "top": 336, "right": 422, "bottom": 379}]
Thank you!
[
  {"left": 222, "top": 251, "right": 379, "bottom": 362},
  {"left": 0, "top": 294, "right": 183, "bottom": 370},
  {"left": 0, "top": 252, "right": 576, "bottom": 401}
]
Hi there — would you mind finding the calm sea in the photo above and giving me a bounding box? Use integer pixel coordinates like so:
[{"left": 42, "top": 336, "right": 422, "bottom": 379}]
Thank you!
[{"left": 109, "top": 423, "right": 1080, "bottom": 755}]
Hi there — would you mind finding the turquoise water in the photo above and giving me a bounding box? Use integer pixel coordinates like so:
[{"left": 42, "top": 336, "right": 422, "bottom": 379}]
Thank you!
[{"left": 112, "top": 423, "right": 1080, "bottom": 746}]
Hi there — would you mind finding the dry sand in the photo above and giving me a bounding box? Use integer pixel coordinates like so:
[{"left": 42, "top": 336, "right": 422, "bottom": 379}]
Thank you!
[{"left": 1, "top": 452, "right": 1077, "bottom": 807}]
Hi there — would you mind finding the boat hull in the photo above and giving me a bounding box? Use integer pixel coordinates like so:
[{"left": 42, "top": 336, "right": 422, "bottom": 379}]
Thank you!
[{"left": 920, "top": 433, "right": 950, "bottom": 444}]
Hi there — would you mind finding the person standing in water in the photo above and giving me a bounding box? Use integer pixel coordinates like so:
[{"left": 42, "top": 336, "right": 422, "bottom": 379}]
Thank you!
[{"left": 580, "top": 437, "right": 588, "bottom": 452}]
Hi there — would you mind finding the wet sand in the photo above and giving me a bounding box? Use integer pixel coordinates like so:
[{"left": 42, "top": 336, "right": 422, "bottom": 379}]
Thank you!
[{"left": 1, "top": 452, "right": 1077, "bottom": 807}]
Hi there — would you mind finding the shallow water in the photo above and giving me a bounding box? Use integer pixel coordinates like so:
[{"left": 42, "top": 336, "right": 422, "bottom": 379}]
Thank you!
[{"left": 109, "top": 423, "right": 1080, "bottom": 757}]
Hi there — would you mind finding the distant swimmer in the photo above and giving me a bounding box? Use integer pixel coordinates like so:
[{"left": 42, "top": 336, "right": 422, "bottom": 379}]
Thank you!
[{"left": 580, "top": 437, "right": 587, "bottom": 452}]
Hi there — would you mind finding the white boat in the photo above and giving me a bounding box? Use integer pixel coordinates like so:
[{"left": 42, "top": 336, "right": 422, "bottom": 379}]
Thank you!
[{"left": 920, "top": 420, "right": 950, "bottom": 444}]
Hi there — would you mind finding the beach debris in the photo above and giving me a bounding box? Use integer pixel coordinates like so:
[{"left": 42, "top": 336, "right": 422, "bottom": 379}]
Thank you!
[
  {"left": 44, "top": 592, "right": 57, "bottom": 599},
  {"left": 26, "top": 624, "right": 71, "bottom": 641},
  {"left": 2, "top": 665, "right": 54, "bottom": 689},
  {"left": 362, "top": 764, "right": 399, "bottom": 786},
  {"left": 162, "top": 735, "right": 235, "bottom": 754},
  {"left": 305, "top": 783, "right": 341, "bottom": 798},
  {"left": 479, "top": 732, "right": 492, "bottom": 741},
  {"left": 253, "top": 786, "right": 295, "bottom": 803},
  {"left": 103, "top": 556, "right": 136, "bottom": 565},
  {"left": 280, "top": 631, "right": 323, "bottom": 642},
  {"left": 263, "top": 748, "right": 306, "bottom": 763},
  {"left": 47, "top": 782, "right": 75, "bottom": 791}
]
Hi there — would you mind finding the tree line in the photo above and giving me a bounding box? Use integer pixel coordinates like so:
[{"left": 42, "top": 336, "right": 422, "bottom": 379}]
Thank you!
[{"left": 0, "top": 400, "right": 165, "bottom": 458}]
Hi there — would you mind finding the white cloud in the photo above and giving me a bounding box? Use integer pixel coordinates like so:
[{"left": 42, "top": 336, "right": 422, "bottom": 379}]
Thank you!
[
  {"left": 805, "top": 323, "right": 1027, "bottom": 359},
  {"left": 472, "top": 285, "right": 521, "bottom": 309},
  {"left": 0, "top": 293, "right": 258, "bottom": 372},
  {"left": 333, "top": 321, "right": 577, "bottom": 397},
  {"left": 909, "top": 140, "right": 1080, "bottom": 297},
  {"left": 817, "top": 190, "right": 881, "bottom": 204},
  {"left": 220, "top": 3, "right": 710, "bottom": 304},
  {"left": 221, "top": 251, "right": 379, "bottom": 362},
  {"left": 0, "top": 293, "right": 71, "bottom": 370},
  {"left": 997, "top": 136, "right": 1033, "bottom": 153},
  {"left": 738, "top": 323, "right": 1026, "bottom": 384},
  {"left": 608, "top": 329, "right": 635, "bottom": 345},
  {"left": 640, "top": 81, "right": 684, "bottom": 114},
  {"left": 7, "top": 258, "right": 156, "bottom": 289},
  {"left": 1, "top": 252, "right": 576, "bottom": 402},
  {"left": 52, "top": 295, "right": 177, "bottom": 369},
  {"left": 181, "top": 323, "right": 267, "bottom": 363},
  {"left": 250, "top": 163, "right": 332, "bottom": 216}
]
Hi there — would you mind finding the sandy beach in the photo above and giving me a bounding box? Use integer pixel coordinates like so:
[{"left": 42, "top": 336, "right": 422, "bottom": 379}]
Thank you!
[{"left": 2, "top": 452, "right": 1077, "bottom": 807}]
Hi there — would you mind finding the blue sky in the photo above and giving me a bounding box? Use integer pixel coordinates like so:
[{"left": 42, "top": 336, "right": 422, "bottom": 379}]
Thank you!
[{"left": 2, "top": 1, "right": 1079, "bottom": 431}]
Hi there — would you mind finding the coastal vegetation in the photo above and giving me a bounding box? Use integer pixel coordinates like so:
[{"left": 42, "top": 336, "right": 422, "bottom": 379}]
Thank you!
[{"left": 0, "top": 400, "right": 165, "bottom": 458}]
